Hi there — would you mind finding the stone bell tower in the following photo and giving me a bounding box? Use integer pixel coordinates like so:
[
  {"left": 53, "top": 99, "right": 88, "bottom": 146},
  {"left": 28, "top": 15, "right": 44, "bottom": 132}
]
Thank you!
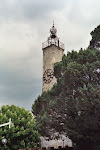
[{"left": 42, "top": 23, "right": 65, "bottom": 92}]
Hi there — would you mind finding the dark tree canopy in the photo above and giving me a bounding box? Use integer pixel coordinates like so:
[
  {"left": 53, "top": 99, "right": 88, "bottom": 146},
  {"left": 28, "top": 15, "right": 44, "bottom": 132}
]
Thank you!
[
  {"left": 89, "top": 24, "right": 100, "bottom": 50},
  {"left": 32, "top": 48, "right": 100, "bottom": 150},
  {"left": 0, "top": 105, "right": 40, "bottom": 150}
]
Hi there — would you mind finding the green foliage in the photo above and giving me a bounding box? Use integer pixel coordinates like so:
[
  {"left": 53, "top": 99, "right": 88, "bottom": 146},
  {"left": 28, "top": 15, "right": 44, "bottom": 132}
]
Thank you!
[
  {"left": 89, "top": 24, "right": 100, "bottom": 50},
  {"left": 0, "top": 105, "right": 40, "bottom": 150}
]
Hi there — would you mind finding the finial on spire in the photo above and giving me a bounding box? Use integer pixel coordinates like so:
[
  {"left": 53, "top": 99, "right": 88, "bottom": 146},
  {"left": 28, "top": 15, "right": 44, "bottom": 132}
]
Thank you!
[
  {"left": 50, "top": 21, "right": 57, "bottom": 38},
  {"left": 53, "top": 20, "right": 54, "bottom": 27}
]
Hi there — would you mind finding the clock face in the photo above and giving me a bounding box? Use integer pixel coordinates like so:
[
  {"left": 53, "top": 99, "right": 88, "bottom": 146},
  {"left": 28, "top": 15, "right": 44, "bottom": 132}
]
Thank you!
[{"left": 43, "top": 69, "right": 54, "bottom": 84}]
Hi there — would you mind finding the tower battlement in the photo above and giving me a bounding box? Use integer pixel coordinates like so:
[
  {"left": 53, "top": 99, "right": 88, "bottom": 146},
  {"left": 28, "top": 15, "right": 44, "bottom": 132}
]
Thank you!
[{"left": 42, "top": 40, "right": 64, "bottom": 50}]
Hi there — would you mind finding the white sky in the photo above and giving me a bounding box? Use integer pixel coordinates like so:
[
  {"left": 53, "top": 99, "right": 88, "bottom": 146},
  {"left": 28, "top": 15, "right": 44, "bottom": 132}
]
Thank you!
[{"left": 0, "top": 0, "right": 100, "bottom": 111}]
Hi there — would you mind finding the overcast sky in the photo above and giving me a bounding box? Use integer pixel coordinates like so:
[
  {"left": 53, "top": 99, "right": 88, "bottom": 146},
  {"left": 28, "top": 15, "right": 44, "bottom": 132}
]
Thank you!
[{"left": 0, "top": 0, "right": 100, "bottom": 111}]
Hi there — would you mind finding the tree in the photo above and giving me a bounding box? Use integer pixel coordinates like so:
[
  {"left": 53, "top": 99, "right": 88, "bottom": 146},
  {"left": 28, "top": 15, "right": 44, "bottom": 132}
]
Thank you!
[
  {"left": 89, "top": 24, "right": 100, "bottom": 50},
  {"left": 32, "top": 48, "right": 100, "bottom": 150},
  {"left": 0, "top": 105, "right": 40, "bottom": 150},
  {"left": 65, "top": 84, "right": 100, "bottom": 150}
]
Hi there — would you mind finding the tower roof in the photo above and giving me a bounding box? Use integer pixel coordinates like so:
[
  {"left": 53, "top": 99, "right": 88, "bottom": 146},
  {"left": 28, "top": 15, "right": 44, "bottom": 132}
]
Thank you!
[{"left": 42, "top": 23, "right": 64, "bottom": 50}]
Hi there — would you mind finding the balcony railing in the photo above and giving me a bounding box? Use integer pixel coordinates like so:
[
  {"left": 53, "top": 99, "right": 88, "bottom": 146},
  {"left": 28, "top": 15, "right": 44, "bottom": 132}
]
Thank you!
[{"left": 42, "top": 40, "right": 65, "bottom": 50}]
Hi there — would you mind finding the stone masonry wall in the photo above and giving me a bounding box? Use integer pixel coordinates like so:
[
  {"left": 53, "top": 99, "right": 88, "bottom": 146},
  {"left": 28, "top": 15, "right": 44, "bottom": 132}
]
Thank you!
[{"left": 42, "top": 45, "right": 64, "bottom": 92}]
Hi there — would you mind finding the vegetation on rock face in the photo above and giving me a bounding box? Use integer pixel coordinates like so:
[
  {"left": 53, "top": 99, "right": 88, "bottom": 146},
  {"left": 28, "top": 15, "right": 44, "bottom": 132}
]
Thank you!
[
  {"left": 32, "top": 48, "right": 100, "bottom": 150},
  {"left": 0, "top": 105, "right": 40, "bottom": 150}
]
